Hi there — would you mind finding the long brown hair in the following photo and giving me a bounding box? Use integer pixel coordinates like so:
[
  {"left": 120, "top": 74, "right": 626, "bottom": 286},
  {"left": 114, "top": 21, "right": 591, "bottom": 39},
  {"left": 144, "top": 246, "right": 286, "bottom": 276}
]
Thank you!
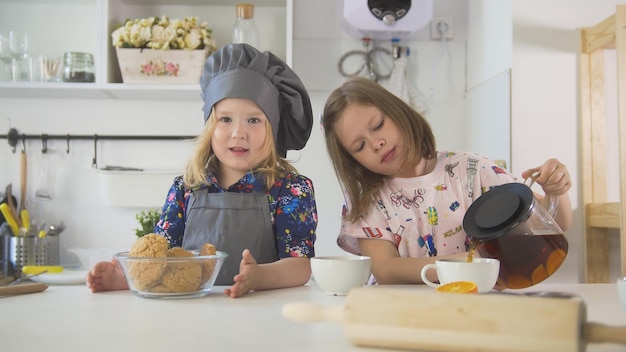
[
  {"left": 322, "top": 77, "right": 436, "bottom": 222},
  {"left": 184, "top": 109, "right": 298, "bottom": 190}
]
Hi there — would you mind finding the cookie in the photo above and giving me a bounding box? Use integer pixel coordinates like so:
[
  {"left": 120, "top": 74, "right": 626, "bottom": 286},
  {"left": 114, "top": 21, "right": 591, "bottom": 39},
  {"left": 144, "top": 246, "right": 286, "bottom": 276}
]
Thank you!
[
  {"left": 200, "top": 243, "right": 218, "bottom": 284},
  {"left": 153, "top": 261, "right": 202, "bottom": 293},
  {"left": 128, "top": 234, "right": 169, "bottom": 291}
]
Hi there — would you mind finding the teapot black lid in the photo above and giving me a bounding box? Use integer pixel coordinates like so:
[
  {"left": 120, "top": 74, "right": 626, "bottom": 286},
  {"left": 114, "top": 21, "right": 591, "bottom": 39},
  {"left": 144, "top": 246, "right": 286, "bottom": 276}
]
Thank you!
[{"left": 463, "top": 182, "right": 533, "bottom": 240}]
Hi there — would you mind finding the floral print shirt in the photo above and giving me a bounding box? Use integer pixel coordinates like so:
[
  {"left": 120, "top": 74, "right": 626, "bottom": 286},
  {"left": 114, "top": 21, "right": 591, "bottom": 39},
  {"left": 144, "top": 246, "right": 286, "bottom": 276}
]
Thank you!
[{"left": 154, "top": 171, "right": 317, "bottom": 258}]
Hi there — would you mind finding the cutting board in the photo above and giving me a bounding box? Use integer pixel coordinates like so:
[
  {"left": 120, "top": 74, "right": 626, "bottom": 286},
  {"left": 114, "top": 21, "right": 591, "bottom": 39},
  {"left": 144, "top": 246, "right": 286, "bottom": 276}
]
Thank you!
[{"left": 282, "top": 287, "right": 626, "bottom": 352}]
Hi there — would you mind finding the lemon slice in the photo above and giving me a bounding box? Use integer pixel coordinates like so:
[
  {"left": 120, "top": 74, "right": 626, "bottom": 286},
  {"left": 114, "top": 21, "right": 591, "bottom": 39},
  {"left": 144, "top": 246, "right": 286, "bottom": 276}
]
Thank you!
[{"left": 436, "top": 281, "right": 478, "bottom": 294}]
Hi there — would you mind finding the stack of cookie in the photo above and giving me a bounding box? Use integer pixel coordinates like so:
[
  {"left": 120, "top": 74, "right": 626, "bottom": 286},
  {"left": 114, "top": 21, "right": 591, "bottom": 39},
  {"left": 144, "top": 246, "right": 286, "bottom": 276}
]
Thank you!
[{"left": 126, "top": 234, "right": 218, "bottom": 294}]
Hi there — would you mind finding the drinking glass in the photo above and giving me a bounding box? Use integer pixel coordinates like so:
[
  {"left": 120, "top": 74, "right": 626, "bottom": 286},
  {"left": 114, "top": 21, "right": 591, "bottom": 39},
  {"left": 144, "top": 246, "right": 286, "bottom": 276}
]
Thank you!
[
  {"left": 8, "top": 31, "right": 29, "bottom": 82},
  {"left": 0, "top": 34, "right": 13, "bottom": 81},
  {"left": 43, "top": 56, "right": 62, "bottom": 82},
  {"left": 9, "top": 31, "right": 29, "bottom": 60}
]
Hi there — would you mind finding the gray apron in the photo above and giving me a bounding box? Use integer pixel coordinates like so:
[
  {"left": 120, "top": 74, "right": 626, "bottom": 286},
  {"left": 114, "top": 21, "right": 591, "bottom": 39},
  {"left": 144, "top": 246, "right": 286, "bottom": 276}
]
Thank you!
[{"left": 182, "top": 190, "right": 279, "bottom": 285}]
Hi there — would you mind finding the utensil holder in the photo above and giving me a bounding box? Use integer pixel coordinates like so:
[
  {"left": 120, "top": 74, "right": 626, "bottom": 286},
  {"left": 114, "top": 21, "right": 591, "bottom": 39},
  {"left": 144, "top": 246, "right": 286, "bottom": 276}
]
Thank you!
[{"left": 9, "top": 236, "right": 60, "bottom": 277}]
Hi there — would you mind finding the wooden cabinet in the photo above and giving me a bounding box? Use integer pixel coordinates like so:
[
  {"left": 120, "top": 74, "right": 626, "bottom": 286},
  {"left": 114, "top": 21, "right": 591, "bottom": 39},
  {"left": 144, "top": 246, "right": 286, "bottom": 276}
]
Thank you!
[
  {"left": 579, "top": 5, "right": 626, "bottom": 282},
  {"left": 0, "top": 0, "right": 292, "bottom": 100}
]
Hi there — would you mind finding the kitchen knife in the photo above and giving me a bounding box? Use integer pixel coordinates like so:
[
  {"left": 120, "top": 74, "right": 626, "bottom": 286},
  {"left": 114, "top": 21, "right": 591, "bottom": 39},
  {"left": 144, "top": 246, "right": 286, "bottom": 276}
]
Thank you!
[
  {"left": 0, "top": 203, "right": 19, "bottom": 235},
  {"left": 0, "top": 192, "right": 18, "bottom": 224},
  {"left": 5, "top": 184, "right": 21, "bottom": 228},
  {"left": 282, "top": 287, "right": 626, "bottom": 351}
]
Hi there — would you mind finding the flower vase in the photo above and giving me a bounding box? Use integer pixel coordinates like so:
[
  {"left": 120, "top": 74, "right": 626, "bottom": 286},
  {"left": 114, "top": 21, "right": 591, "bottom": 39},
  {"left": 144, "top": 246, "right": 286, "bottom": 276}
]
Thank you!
[{"left": 115, "top": 47, "right": 210, "bottom": 84}]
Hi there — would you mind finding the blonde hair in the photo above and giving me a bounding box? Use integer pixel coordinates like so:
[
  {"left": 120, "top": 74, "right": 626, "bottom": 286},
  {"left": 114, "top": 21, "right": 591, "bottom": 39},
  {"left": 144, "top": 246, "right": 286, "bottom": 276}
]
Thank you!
[
  {"left": 322, "top": 77, "right": 436, "bottom": 222},
  {"left": 184, "top": 109, "right": 298, "bottom": 190}
]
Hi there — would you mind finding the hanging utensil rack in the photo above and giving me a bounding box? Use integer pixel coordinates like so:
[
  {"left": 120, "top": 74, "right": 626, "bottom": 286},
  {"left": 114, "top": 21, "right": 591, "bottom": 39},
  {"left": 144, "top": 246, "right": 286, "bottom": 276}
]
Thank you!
[{"left": 0, "top": 128, "right": 196, "bottom": 168}]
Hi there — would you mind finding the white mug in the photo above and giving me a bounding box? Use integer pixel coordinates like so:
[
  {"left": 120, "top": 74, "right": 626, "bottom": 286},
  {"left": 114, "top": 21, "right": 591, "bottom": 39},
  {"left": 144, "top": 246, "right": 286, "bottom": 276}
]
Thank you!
[{"left": 420, "top": 257, "right": 500, "bottom": 293}]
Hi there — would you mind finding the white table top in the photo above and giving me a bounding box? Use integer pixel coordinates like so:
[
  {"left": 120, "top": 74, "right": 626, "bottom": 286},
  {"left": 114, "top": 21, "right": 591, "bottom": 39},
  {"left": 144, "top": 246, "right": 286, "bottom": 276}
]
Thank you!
[{"left": 1, "top": 281, "right": 625, "bottom": 352}]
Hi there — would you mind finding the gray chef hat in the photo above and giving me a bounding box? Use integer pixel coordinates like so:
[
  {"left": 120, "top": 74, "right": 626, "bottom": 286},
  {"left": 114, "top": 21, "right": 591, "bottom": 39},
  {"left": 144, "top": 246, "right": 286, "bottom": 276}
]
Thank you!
[{"left": 200, "top": 43, "right": 313, "bottom": 157}]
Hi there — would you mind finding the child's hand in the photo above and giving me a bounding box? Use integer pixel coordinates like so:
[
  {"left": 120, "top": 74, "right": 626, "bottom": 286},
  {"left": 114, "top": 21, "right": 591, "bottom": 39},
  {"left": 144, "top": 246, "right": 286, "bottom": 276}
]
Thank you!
[
  {"left": 521, "top": 158, "right": 571, "bottom": 196},
  {"left": 86, "top": 259, "right": 129, "bottom": 293},
  {"left": 223, "top": 249, "right": 260, "bottom": 298}
]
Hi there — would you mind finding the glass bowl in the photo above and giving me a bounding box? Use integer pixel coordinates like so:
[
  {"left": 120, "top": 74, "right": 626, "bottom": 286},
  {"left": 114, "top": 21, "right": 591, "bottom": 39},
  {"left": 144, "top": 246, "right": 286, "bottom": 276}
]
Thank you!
[{"left": 114, "top": 250, "right": 228, "bottom": 299}]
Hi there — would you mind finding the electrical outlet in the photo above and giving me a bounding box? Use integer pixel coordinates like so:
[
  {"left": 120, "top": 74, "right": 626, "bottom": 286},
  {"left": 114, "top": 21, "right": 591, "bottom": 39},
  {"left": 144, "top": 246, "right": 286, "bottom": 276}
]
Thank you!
[{"left": 431, "top": 17, "right": 454, "bottom": 40}]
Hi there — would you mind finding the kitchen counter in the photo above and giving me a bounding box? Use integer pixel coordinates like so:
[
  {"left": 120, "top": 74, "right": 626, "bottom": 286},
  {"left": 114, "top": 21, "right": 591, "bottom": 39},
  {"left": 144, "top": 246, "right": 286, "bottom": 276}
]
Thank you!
[{"left": 1, "top": 282, "right": 625, "bottom": 352}]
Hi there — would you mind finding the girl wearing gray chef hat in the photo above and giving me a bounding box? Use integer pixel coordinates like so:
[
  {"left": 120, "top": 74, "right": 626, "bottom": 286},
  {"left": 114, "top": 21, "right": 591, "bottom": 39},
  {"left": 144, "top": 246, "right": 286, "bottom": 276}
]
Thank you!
[{"left": 87, "top": 43, "right": 317, "bottom": 298}]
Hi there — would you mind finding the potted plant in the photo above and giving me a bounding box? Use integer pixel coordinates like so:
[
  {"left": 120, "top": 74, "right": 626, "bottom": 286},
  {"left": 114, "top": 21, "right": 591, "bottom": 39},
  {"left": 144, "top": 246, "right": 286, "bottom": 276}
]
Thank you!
[
  {"left": 111, "top": 16, "right": 218, "bottom": 84},
  {"left": 133, "top": 208, "right": 161, "bottom": 238}
]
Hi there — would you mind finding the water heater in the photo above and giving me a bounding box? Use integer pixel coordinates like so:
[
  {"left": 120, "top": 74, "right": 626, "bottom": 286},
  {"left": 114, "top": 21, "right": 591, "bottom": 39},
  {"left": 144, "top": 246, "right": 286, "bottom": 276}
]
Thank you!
[{"left": 343, "top": 0, "right": 433, "bottom": 40}]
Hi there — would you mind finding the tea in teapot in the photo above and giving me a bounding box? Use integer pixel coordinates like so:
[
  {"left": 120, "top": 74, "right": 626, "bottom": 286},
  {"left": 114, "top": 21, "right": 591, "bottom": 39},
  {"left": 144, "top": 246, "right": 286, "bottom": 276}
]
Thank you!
[{"left": 463, "top": 180, "right": 568, "bottom": 289}]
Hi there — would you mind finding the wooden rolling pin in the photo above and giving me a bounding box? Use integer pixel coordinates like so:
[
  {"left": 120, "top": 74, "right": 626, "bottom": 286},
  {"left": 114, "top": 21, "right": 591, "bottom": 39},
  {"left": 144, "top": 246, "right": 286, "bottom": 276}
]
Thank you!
[
  {"left": 282, "top": 287, "right": 626, "bottom": 352},
  {"left": 0, "top": 283, "right": 48, "bottom": 296}
]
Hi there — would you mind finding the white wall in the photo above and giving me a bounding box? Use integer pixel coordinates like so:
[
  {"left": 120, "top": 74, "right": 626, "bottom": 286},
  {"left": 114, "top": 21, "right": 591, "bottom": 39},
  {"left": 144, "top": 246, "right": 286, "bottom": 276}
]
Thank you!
[
  {"left": 466, "top": 0, "right": 512, "bottom": 167},
  {"left": 0, "top": 100, "right": 201, "bottom": 258},
  {"left": 291, "top": 0, "right": 469, "bottom": 258}
]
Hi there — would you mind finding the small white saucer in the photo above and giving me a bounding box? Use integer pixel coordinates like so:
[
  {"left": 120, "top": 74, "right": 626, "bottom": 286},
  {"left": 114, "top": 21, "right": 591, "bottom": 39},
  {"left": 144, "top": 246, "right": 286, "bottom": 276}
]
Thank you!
[{"left": 30, "top": 269, "right": 89, "bottom": 285}]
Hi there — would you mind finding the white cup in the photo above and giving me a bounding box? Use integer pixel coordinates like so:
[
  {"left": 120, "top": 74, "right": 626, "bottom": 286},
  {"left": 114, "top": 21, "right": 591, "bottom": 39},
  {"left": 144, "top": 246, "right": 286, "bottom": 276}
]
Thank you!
[
  {"left": 311, "top": 256, "right": 371, "bottom": 296},
  {"left": 420, "top": 257, "right": 500, "bottom": 293}
]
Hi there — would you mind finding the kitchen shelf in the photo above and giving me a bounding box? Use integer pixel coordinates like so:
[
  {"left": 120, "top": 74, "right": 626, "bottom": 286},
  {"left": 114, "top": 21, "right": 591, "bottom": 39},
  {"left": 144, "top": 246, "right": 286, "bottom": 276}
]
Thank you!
[
  {"left": 0, "top": 0, "right": 292, "bottom": 100},
  {"left": 102, "top": 83, "right": 200, "bottom": 100},
  {"left": 579, "top": 4, "right": 626, "bottom": 282},
  {"left": 0, "top": 0, "right": 93, "bottom": 3},
  {"left": 117, "top": 0, "right": 286, "bottom": 5},
  {"left": 0, "top": 82, "right": 109, "bottom": 99},
  {"left": 0, "top": 82, "right": 203, "bottom": 100}
]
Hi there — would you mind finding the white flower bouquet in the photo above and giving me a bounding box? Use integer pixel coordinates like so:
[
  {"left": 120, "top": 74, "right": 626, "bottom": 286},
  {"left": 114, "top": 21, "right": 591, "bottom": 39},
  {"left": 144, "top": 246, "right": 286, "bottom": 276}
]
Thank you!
[
  {"left": 112, "top": 15, "right": 216, "bottom": 83},
  {"left": 111, "top": 15, "right": 217, "bottom": 51}
]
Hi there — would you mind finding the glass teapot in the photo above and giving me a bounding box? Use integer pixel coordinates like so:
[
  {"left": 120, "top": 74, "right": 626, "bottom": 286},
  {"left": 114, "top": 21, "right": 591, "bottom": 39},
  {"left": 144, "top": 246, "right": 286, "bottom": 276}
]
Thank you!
[{"left": 463, "top": 173, "right": 568, "bottom": 289}]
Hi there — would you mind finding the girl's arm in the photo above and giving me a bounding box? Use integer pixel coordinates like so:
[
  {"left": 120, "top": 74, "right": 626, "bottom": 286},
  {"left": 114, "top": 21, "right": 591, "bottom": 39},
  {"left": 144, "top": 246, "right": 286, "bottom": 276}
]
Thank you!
[
  {"left": 553, "top": 192, "right": 573, "bottom": 231},
  {"left": 154, "top": 176, "right": 188, "bottom": 247},
  {"left": 358, "top": 238, "right": 467, "bottom": 285},
  {"left": 255, "top": 256, "right": 311, "bottom": 289},
  {"left": 224, "top": 250, "right": 310, "bottom": 298}
]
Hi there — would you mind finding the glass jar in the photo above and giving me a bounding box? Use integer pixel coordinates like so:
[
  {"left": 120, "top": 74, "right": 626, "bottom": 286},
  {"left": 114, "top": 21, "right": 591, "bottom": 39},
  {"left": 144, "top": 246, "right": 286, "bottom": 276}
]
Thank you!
[
  {"left": 232, "top": 3, "right": 259, "bottom": 48},
  {"left": 61, "top": 52, "right": 95, "bottom": 83}
]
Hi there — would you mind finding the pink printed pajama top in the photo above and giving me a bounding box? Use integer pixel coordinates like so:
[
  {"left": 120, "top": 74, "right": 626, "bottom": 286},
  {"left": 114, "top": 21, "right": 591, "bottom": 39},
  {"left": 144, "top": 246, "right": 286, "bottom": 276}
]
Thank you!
[{"left": 337, "top": 151, "right": 519, "bottom": 258}]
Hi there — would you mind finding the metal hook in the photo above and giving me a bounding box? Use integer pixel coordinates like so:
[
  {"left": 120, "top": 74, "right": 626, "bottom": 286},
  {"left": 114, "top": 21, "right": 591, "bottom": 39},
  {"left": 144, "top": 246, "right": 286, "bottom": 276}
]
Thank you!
[
  {"left": 66, "top": 134, "right": 70, "bottom": 154},
  {"left": 41, "top": 134, "right": 48, "bottom": 154},
  {"left": 92, "top": 134, "right": 98, "bottom": 168},
  {"left": 7, "top": 128, "right": 18, "bottom": 153}
]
